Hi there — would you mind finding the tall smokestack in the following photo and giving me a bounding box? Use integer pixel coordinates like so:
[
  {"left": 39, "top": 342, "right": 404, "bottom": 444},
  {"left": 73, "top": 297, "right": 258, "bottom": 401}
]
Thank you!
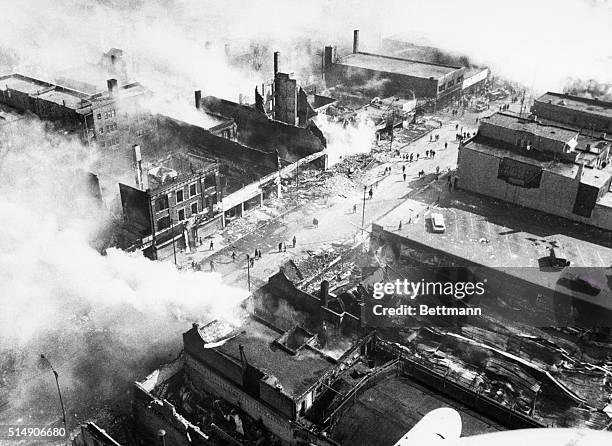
[
  {"left": 133, "top": 144, "right": 143, "bottom": 190},
  {"left": 194, "top": 90, "right": 202, "bottom": 110},
  {"left": 273, "top": 51, "right": 280, "bottom": 75},
  {"left": 324, "top": 46, "right": 333, "bottom": 72},
  {"left": 353, "top": 29, "right": 360, "bottom": 54},
  {"left": 106, "top": 78, "right": 118, "bottom": 98},
  {"left": 320, "top": 280, "right": 329, "bottom": 307}
]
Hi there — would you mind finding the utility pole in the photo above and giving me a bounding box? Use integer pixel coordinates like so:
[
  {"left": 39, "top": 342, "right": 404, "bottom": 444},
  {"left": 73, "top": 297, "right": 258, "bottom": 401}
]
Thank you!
[
  {"left": 246, "top": 254, "right": 251, "bottom": 291},
  {"left": 361, "top": 185, "right": 367, "bottom": 236},
  {"left": 40, "top": 355, "right": 67, "bottom": 440},
  {"left": 170, "top": 216, "right": 177, "bottom": 265},
  {"left": 295, "top": 161, "right": 299, "bottom": 202}
]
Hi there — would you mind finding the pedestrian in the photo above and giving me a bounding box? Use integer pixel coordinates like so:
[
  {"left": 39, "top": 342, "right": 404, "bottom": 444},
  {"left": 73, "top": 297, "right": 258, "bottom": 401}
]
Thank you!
[
  {"left": 231, "top": 251, "right": 236, "bottom": 262},
  {"left": 476, "top": 117, "right": 479, "bottom": 124},
  {"left": 254, "top": 248, "right": 258, "bottom": 259},
  {"left": 416, "top": 153, "right": 420, "bottom": 160},
  {"left": 425, "top": 149, "right": 429, "bottom": 158},
  {"left": 436, "top": 165, "right": 440, "bottom": 174},
  {"left": 209, "top": 240, "right": 214, "bottom": 251},
  {"left": 191, "top": 260, "right": 196, "bottom": 269},
  {"left": 353, "top": 203, "right": 357, "bottom": 213},
  {"left": 403, "top": 173, "right": 406, "bottom": 182},
  {"left": 455, "top": 123, "right": 459, "bottom": 131},
  {"left": 283, "top": 242, "right": 286, "bottom": 252},
  {"left": 402, "top": 165, "right": 406, "bottom": 173},
  {"left": 436, "top": 134, "right": 439, "bottom": 141},
  {"left": 410, "top": 153, "right": 413, "bottom": 162},
  {"left": 199, "top": 237, "right": 202, "bottom": 246},
  {"left": 460, "top": 126, "right": 463, "bottom": 134},
  {"left": 429, "top": 134, "right": 433, "bottom": 142},
  {"left": 313, "top": 217, "right": 319, "bottom": 228},
  {"left": 368, "top": 188, "right": 373, "bottom": 200},
  {"left": 209, "top": 259, "right": 215, "bottom": 272},
  {"left": 278, "top": 242, "right": 282, "bottom": 252},
  {"left": 250, "top": 257, "right": 254, "bottom": 267}
]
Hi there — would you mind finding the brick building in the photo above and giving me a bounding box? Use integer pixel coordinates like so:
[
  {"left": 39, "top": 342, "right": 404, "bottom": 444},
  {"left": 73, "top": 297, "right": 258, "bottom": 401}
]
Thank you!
[
  {"left": 456, "top": 112, "right": 612, "bottom": 230},
  {"left": 146, "top": 152, "right": 221, "bottom": 233},
  {"left": 323, "top": 30, "right": 466, "bottom": 102}
]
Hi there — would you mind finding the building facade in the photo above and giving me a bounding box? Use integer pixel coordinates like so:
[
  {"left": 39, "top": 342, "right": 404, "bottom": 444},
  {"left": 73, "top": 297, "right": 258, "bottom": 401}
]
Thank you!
[{"left": 456, "top": 113, "right": 612, "bottom": 230}]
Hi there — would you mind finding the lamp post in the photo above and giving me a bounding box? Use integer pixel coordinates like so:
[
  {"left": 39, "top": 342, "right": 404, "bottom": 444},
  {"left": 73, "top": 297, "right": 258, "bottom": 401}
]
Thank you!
[
  {"left": 246, "top": 254, "right": 251, "bottom": 291},
  {"left": 157, "top": 429, "right": 167, "bottom": 446},
  {"left": 170, "top": 216, "right": 177, "bottom": 265},
  {"left": 40, "top": 355, "right": 67, "bottom": 438},
  {"left": 361, "top": 185, "right": 367, "bottom": 236}
]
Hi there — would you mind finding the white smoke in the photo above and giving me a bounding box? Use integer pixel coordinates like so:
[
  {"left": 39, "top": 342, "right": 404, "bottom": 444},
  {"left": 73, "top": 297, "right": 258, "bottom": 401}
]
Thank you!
[
  {"left": 0, "top": 118, "right": 246, "bottom": 424},
  {"left": 315, "top": 113, "right": 376, "bottom": 165}
]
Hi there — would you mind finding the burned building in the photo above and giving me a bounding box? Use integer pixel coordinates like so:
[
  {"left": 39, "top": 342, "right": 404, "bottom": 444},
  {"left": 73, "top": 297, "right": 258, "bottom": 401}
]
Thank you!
[
  {"left": 134, "top": 315, "right": 372, "bottom": 446},
  {"left": 456, "top": 112, "right": 612, "bottom": 230},
  {"left": 0, "top": 73, "right": 93, "bottom": 135},
  {"left": 323, "top": 30, "right": 466, "bottom": 103}
]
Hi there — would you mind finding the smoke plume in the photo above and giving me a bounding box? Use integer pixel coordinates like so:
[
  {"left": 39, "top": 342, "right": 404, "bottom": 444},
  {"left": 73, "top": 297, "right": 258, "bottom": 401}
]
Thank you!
[{"left": 0, "top": 118, "right": 247, "bottom": 427}]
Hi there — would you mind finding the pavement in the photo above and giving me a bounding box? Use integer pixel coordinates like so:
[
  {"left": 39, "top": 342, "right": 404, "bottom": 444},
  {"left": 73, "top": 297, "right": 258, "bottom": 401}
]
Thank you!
[{"left": 155, "top": 99, "right": 511, "bottom": 293}]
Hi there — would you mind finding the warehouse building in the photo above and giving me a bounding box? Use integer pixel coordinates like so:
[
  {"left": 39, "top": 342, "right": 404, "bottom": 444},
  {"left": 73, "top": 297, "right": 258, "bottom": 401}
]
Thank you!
[
  {"left": 531, "top": 92, "right": 612, "bottom": 134},
  {"left": 323, "top": 30, "right": 466, "bottom": 103},
  {"left": 456, "top": 112, "right": 612, "bottom": 230}
]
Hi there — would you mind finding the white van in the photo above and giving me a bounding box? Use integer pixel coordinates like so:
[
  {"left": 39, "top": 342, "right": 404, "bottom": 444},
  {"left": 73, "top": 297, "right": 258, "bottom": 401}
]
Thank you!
[{"left": 431, "top": 213, "right": 446, "bottom": 233}]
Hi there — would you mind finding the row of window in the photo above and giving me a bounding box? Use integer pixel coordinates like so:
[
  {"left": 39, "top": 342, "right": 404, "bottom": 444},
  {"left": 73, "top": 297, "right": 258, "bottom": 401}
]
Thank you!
[
  {"left": 438, "top": 75, "right": 465, "bottom": 92},
  {"left": 156, "top": 202, "right": 200, "bottom": 229},
  {"left": 100, "top": 137, "right": 120, "bottom": 148},
  {"left": 99, "top": 123, "right": 118, "bottom": 134},
  {"left": 155, "top": 179, "right": 216, "bottom": 211},
  {"left": 96, "top": 109, "right": 116, "bottom": 120}
]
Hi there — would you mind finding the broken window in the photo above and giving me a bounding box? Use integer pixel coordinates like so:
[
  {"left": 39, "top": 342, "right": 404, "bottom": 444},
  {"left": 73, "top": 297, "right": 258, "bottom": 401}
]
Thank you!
[
  {"left": 191, "top": 202, "right": 198, "bottom": 215},
  {"left": 157, "top": 216, "right": 170, "bottom": 231},
  {"left": 203, "top": 175, "right": 215, "bottom": 189},
  {"left": 189, "top": 183, "right": 197, "bottom": 197},
  {"left": 176, "top": 189, "right": 184, "bottom": 203},
  {"left": 178, "top": 209, "right": 185, "bottom": 221}
]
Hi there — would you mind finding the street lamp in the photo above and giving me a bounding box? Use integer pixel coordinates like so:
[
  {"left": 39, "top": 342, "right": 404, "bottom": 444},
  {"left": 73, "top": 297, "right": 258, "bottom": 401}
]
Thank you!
[
  {"left": 40, "top": 355, "right": 67, "bottom": 438},
  {"left": 169, "top": 216, "right": 177, "bottom": 265},
  {"left": 157, "top": 429, "right": 167, "bottom": 446},
  {"left": 246, "top": 254, "right": 251, "bottom": 291},
  {"left": 361, "top": 185, "right": 367, "bottom": 236}
]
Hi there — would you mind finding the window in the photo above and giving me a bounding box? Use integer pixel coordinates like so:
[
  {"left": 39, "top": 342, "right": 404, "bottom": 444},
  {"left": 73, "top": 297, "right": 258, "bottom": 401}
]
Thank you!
[
  {"left": 203, "top": 175, "right": 215, "bottom": 189},
  {"left": 191, "top": 202, "right": 198, "bottom": 215},
  {"left": 176, "top": 189, "right": 184, "bottom": 203},
  {"left": 178, "top": 209, "right": 185, "bottom": 221},
  {"left": 99, "top": 127, "right": 104, "bottom": 134},
  {"left": 155, "top": 196, "right": 169, "bottom": 212},
  {"left": 109, "top": 109, "right": 116, "bottom": 118},
  {"left": 157, "top": 216, "right": 170, "bottom": 231},
  {"left": 97, "top": 113, "right": 101, "bottom": 119},
  {"left": 439, "top": 83, "right": 446, "bottom": 92},
  {"left": 189, "top": 183, "right": 197, "bottom": 197},
  {"left": 103, "top": 112, "right": 108, "bottom": 119},
  {"left": 106, "top": 123, "right": 117, "bottom": 132}
]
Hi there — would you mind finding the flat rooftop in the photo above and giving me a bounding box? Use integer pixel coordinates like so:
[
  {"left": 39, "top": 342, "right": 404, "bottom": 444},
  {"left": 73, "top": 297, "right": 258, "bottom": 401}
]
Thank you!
[
  {"left": 199, "top": 317, "right": 335, "bottom": 399},
  {"left": 464, "top": 136, "right": 579, "bottom": 179},
  {"left": 536, "top": 92, "right": 612, "bottom": 120},
  {"left": 338, "top": 52, "right": 460, "bottom": 80},
  {"left": 0, "top": 73, "right": 52, "bottom": 94},
  {"left": 482, "top": 113, "right": 579, "bottom": 142},
  {"left": 374, "top": 189, "right": 612, "bottom": 307}
]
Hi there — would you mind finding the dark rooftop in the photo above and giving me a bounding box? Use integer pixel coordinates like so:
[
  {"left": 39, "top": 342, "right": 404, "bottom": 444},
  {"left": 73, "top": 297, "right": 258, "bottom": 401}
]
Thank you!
[
  {"left": 374, "top": 189, "right": 612, "bottom": 308},
  {"left": 197, "top": 317, "right": 335, "bottom": 399},
  {"left": 482, "top": 113, "right": 579, "bottom": 143},
  {"left": 338, "top": 52, "right": 462, "bottom": 80},
  {"left": 535, "top": 92, "right": 612, "bottom": 120}
]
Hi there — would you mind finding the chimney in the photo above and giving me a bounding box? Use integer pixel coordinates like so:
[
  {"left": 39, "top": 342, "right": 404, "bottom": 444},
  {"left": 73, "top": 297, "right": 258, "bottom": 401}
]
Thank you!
[
  {"left": 576, "top": 162, "right": 584, "bottom": 181},
  {"left": 353, "top": 29, "right": 360, "bottom": 53},
  {"left": 134, "top": 144, "right": 143, "bottom": 189},
  {"left": 194, "top": 90, "right": 202, "bottom": 110},
  {"left": 320, "top": 280, "right": 329, "bottom": 307},
  {"left": 106, "top": 78, "right": 118, "bottom": 98},
  {"left": 273, "top": 51, "right": 280, "bottom": 75},
  {"left": 324, "top": 46, "right": 333, "bottom": 72}
]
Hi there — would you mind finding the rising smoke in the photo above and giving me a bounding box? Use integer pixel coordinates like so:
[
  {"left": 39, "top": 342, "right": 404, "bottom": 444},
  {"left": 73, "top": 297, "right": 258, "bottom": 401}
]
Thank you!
[
  {"left": 0, "top": 0, "right": 610, "bottom": 431},
  {"left": 0, "top": 118, "right": 247, "bottom": 426}
]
